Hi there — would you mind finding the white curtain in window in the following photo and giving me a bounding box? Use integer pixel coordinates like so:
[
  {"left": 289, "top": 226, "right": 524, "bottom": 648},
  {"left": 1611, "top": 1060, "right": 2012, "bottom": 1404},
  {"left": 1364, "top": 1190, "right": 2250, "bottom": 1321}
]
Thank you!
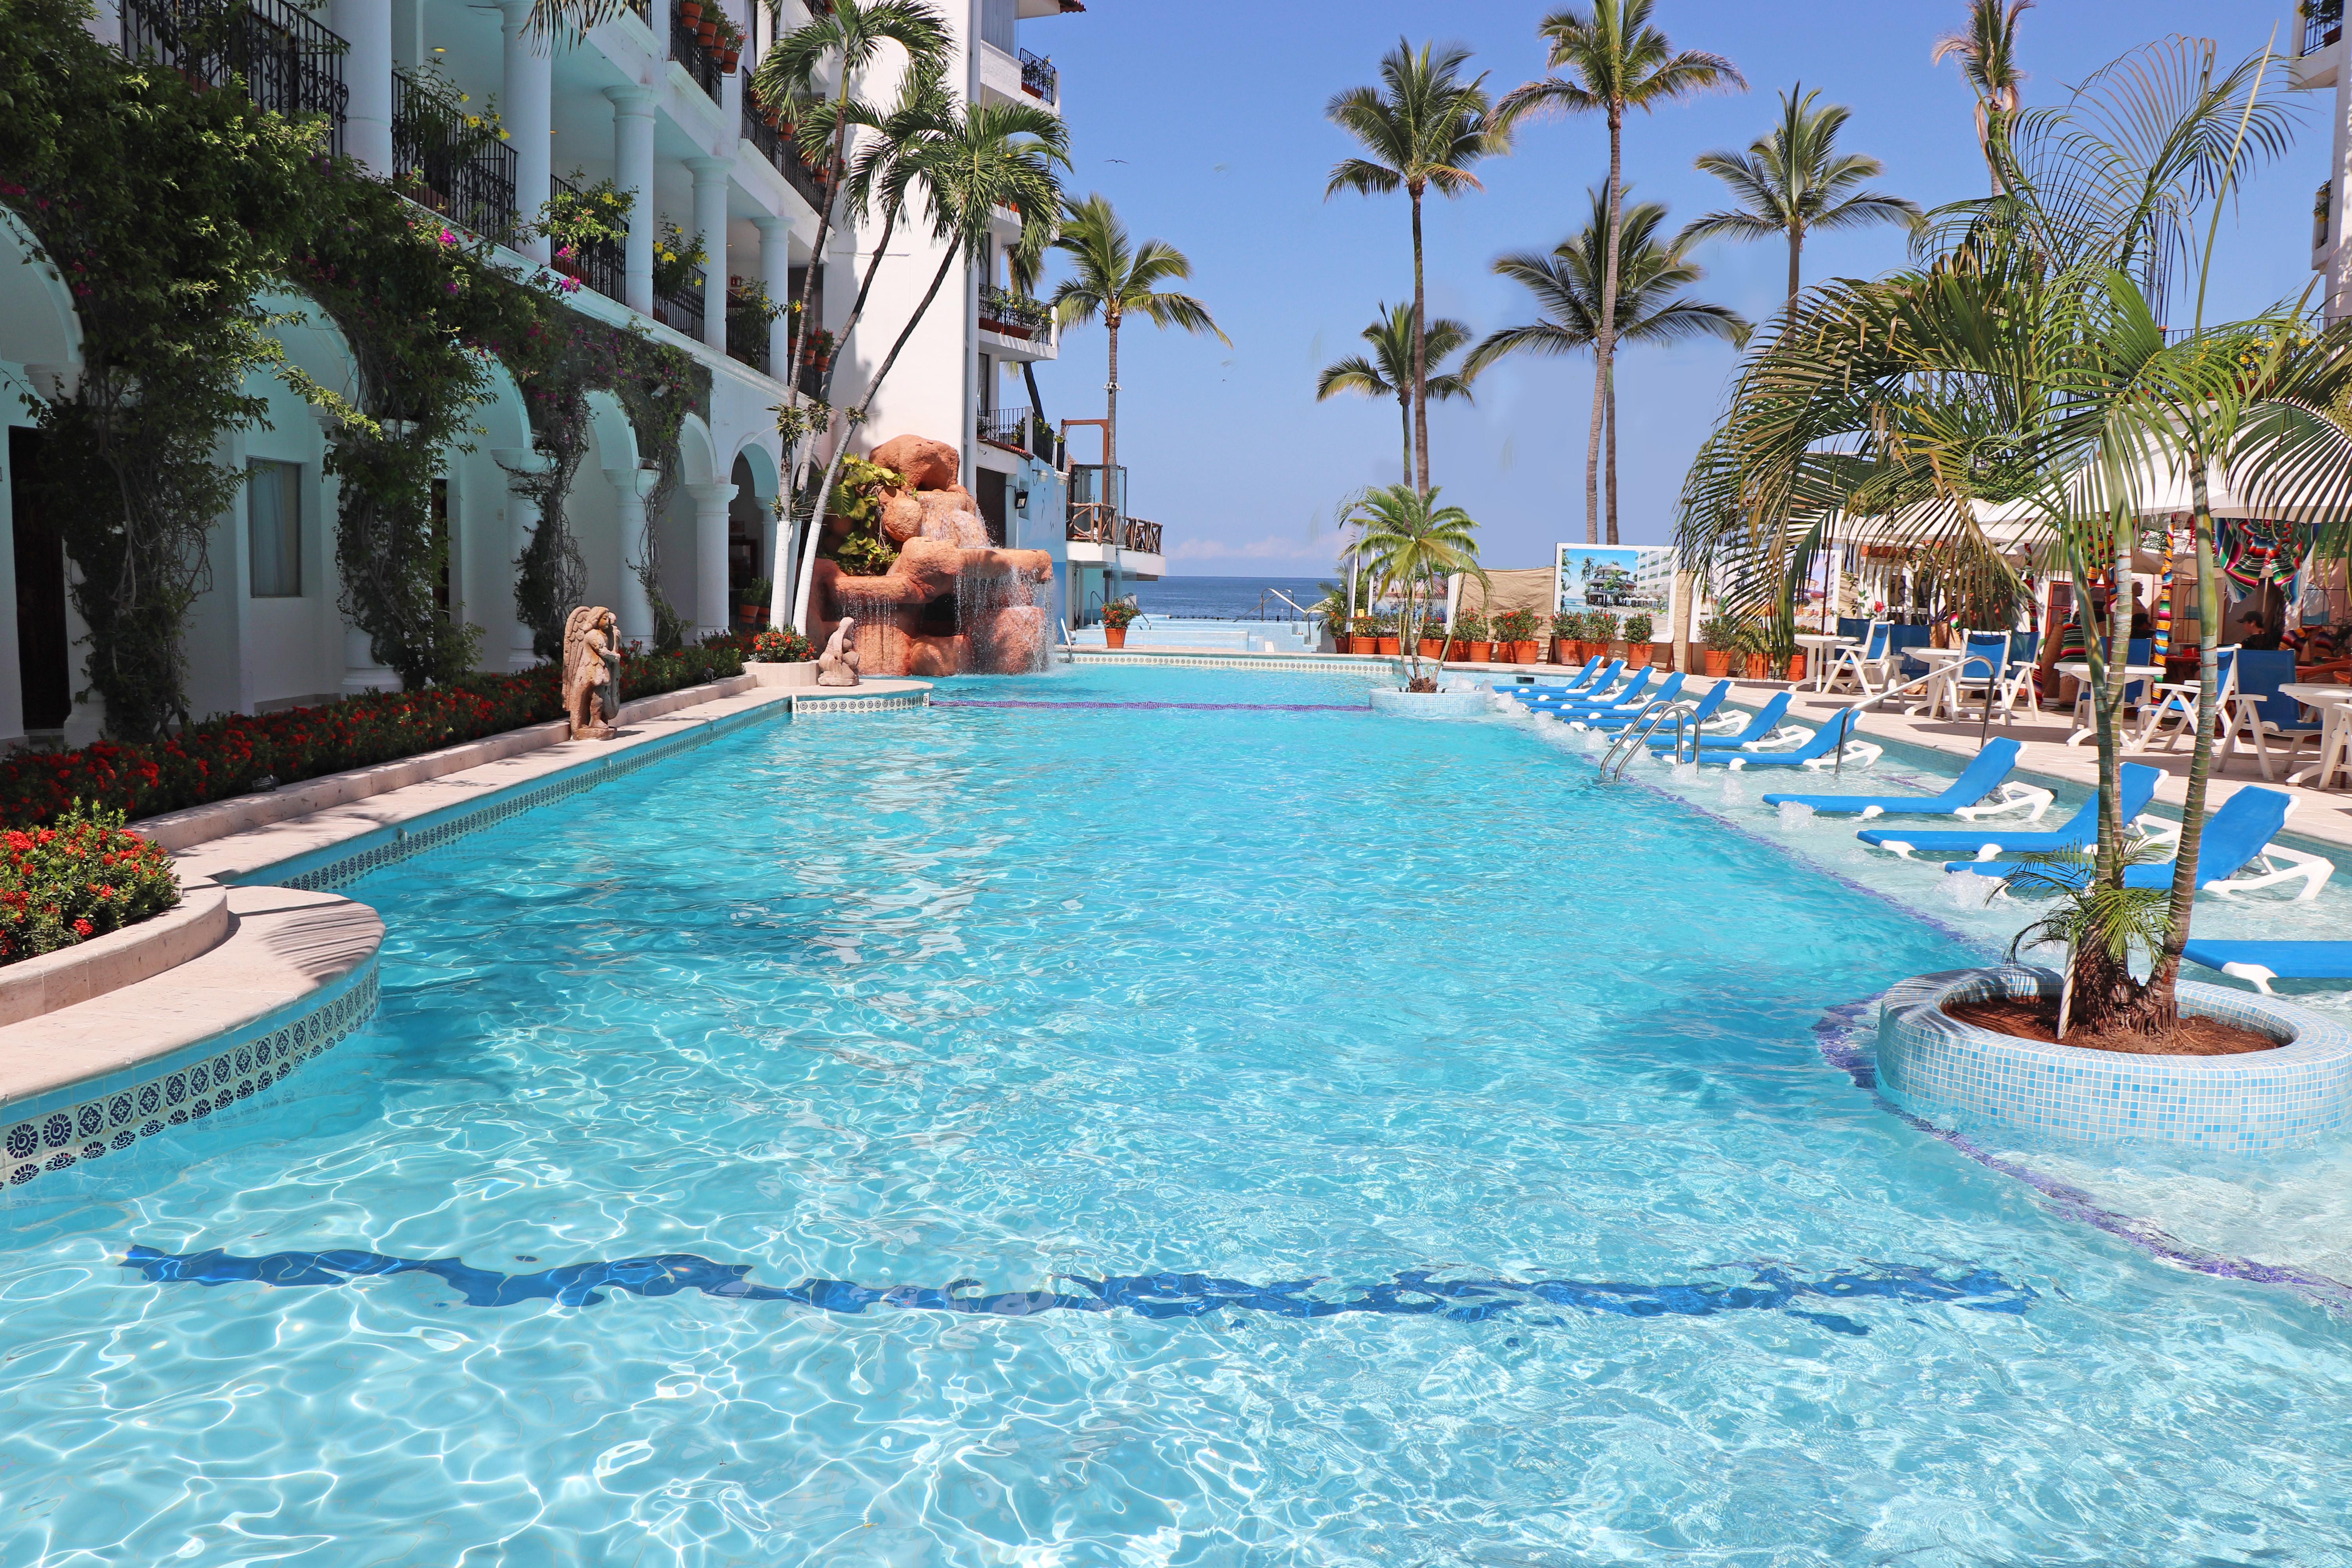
[{"left": 248, "top": 459, "right": 302, "bottom": 598}]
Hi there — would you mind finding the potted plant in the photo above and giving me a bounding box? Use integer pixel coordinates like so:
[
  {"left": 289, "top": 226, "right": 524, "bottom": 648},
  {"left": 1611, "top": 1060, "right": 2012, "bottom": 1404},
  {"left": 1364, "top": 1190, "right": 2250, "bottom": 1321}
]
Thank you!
[
  {"left": 1494, "top": 607, "right": 1539, "bottom": 664},
  {"left": 736, "top": 575, "right": 772, "bottom": 628},
  {"left": 1454, "top": 610, "right": 1491, "bottom": 664},
  {"left": 1100, "top": 599, "right": 1140, "bottom": 648},
  {"left": 711, "top": 10, "right": 744, "bottom": 67},
  {"left": 1348, "top": 613, "right": 1379, "bottom": 654},
  {"left": 676, "top": 0, "right": 702, "bottom": 24},
  {"left": 1624, "top": 610, "right": 1656, "bottom": 668},
  {"left": 1550, "top": 609, "right": 1580, "bottom": 665},
  {"left": 1701, "top": 615, "right": 1738, "bottom": 677},
  {"left": 1373, "top": 609, "right": 1401, "bottom": 657},
  {"left": 1418, "top": 623, "right": 1449, "bottom": 659},
  {"left": 1739, "top": 620, "right": 1773, "bottom": 681}
]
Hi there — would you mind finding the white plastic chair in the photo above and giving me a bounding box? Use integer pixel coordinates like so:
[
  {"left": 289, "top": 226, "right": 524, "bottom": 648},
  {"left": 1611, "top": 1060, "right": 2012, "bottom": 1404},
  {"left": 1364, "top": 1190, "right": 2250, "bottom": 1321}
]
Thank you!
[
  {"left": 1944, "top": 631, "right": 2037, "bottom": 737},
  {"left": 2136, "top": 646, "right": 2240, "bottom": 753},
  {"left": 1822, "top": 622, "right": 1894, "bottom": 695}
]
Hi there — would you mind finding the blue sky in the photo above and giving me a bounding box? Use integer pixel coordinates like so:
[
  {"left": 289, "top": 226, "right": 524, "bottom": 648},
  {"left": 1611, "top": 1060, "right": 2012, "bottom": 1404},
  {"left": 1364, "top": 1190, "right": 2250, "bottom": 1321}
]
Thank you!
[{"left": 1018, "top": 1, "right": 2326, "bottom": 576}]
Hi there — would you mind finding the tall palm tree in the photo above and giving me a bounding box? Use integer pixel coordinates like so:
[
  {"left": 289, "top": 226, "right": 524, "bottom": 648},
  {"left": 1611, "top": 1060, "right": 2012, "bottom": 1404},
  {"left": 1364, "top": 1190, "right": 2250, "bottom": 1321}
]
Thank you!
[
  {"left": 1325, "top": 40, "right": 1504, "bottom": 501},
  {"left": 1349, "top": 483, "right": 1488, "bottom": 684},
  {"left": 1499, "top": 1, "right": 1743, "bottom": 546},
  {"left": 1681, "top": 85, "right": 1923, "bottom": 306},
  {"left": 750, "top": 0, "right": 952, "bottom": 621},
  {"left": 789, "top": 95, "right": 1068, "bottom": 630},
  {"left": 1469, "top": 191, "right": 1748, "bottom": 546},
  {"left": 1049, "top": 193, "right": 1227, "bottom": 605},
  {"left": 1931, "top": 0, "right": 2034, "bottom": 191},
  {"left": 1316, "top": 302, "right": 1475, "bottom": 490}
]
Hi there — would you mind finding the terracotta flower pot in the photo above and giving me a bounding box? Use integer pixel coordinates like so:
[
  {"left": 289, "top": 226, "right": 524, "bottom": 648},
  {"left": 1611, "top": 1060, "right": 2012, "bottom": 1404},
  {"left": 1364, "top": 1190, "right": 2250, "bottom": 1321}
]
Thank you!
[
  {"left": 1551, "top": 636, "right": 1574, "bottom": 664},
  {"left": 1513, "top": 639, "right": 1538, "bottom": 664},
  {"left": 1704, "top": 650, "right": 1732, "bottom": 676},
  {"left": 735, "top": 604, "right": 767, "bottom": 626},
  {"left": 677, "top": 0, "right": 702, "bottom": 20},
  {"left": 1105, "top": 626, "right": 1127, "bottom": 648},
  {"left": 1785, "top": 651, "right": 1807, "bottom": 683},
  {"left": 1744, "top": 653, "right": 1771, "bottom": 680},
  {"left": 1419, "top": 637, "right": 1446, "bottom": 659},
  {"left": 697, "top": 20, "right": 720, "bottom": 44},
  {"left": 1465, "top": 640, "right": 1492, "bottom": 663},
  {"left": 1376, "top": 635, "right": 1401, "bottom": 656}
]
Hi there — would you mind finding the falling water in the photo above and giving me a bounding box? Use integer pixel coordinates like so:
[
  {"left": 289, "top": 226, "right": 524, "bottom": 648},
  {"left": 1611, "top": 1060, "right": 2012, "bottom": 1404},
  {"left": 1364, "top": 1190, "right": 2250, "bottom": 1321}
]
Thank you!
[{"left": 955, "top": 561, "right": 1050, "bottom": 675}]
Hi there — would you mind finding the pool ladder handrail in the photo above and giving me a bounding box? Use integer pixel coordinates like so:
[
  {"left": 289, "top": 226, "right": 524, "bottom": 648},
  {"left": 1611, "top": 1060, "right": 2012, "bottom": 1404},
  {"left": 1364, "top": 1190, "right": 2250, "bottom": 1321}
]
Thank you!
[{"left": 1600, "top": 697, "right": 1701, "bottom": 779}]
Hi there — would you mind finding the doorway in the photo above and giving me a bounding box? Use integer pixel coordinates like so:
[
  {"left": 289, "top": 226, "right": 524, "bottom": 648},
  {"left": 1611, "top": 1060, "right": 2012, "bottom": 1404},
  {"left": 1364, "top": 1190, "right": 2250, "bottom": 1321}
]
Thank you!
[{"left": 9, "top": 428, "right": 69, "bottom": 733}]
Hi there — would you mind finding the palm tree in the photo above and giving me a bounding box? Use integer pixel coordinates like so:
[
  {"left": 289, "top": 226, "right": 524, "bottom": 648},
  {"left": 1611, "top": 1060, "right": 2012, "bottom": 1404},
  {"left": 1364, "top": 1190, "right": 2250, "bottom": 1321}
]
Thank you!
[
  {"left": 1049, "top": 193, "right": 1226, "bottom": 606},
  {"left": 1468, "top": 190, "right": 1749, "bottom": 546},
  {"left": 750, "top": 1, "right": 952, "bottom": 621},
  {"left": 1349, "top": 483, "right": 1488, "bottom": 684},
  {"left": 789, "top": 95, "right": 1068, "bottom": 630},
  {"left": 1316, "top": 302, "right": 1475, "bottom": 490},
  {"left": 1325, "top": 40, "right": 1504, "bottom": 501},
  {"left": 1677, "top": 39, "right": 2333, "bottom": 1040},
  {"left": 1932, "top": 0, "right": 2034, "bottom": 191},
  {"left": 1498, "top": 1, "right": 1743, "bottom": 547},
  {"left": 1681, "top": 85, "right": 1923, "bottom": 306}
]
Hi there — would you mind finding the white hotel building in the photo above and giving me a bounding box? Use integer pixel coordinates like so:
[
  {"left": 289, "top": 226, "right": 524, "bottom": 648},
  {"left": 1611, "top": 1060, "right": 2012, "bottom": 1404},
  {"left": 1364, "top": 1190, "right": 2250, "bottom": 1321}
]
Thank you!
[{"left": 0, "top": 0, "right": 1149, "bottom": 749}]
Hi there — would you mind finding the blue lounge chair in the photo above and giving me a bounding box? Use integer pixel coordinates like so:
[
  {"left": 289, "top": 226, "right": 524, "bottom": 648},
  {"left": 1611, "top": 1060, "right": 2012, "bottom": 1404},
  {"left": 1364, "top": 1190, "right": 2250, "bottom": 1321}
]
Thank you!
[
  {"left": 1760, "top": 738, "right": 2050, "bottom": 820},
  {"left": 1497, "top": 656, "right": 1602, "bottom": 697},
  {"left": 1860, "top": 762, "right": 2162, "bottom": 860},
  {"left": 1950, "top": 785, "right": 2331, "bottom": 900},
  {"left": 1696, "top": 708, "right": 1881, "bottom": 770},
  {"left": 1650, "top": 690, "right": 1797, "bottom": 753},
  {"left": 1544, "top": 667, "right": 1655, "bottom": 714},
  {"left": 1508, "top": 659, "right": 1619, "bottom": 702},
  {"left": 2183, "top": 940, "right": 2352, "bottom": 994},
  {"left": 1568, "top": 673, "right": 1690, "bottom": 730}
]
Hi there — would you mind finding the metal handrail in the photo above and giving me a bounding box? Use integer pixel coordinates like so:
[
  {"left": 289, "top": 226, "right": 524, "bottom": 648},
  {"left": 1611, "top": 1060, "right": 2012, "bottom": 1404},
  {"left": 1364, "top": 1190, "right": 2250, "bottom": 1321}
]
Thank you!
[
  {"left": 392, "top": 69, "right": 518, "bottom": 240},
  {"left": 1018, "top": 47, "right": 1058, "bottom": 103},
  {"left": 1601, "top": 697, "right": 1698, "bottom": 779}
]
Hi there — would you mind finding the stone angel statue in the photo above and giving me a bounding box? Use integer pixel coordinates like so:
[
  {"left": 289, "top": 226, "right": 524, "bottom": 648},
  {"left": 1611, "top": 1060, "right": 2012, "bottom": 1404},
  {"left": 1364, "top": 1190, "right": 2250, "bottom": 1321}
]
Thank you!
[{"left": 563, "top": 605, "right": 622, "bottom": 739}]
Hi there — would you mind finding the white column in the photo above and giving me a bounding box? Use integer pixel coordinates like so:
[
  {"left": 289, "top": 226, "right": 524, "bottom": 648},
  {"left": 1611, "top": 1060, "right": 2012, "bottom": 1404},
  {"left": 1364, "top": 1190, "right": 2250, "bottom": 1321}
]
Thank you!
[
  {"left": 687, "top": 157, "right": 733, "bottom": 352},
  {"left": 2330, "top": 67, "right": 2352, "bottom": 325},
  {"left": 498, "top": 0, "right": 554, "bottom": 263},
  {"left": 608, "top": 87, "right": 659, "bottom": 316},
  {"left": 331, "top": 0, "right": 394, "bottom": 176},
  {"left": 686, "top": 480, "right": 738, "bottom": 638},
  {"left": 495, "top": 448, "right": 553, "bottom": 670},
  {"left": 752, "top": 215, "right": 793, "bottom": 377},
  {"left": 609, "top": 466, "right": 661, "bottom": 646}
]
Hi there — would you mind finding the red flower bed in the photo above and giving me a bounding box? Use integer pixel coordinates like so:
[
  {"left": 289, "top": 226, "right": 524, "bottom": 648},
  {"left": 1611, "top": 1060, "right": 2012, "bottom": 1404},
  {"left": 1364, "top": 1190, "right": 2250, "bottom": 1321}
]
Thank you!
[
  {"left": 0, "top": 802, "right": 181, "bottom": 964},
  {"left": 0, "top": 644, "right": 746, "bottom": 828}
]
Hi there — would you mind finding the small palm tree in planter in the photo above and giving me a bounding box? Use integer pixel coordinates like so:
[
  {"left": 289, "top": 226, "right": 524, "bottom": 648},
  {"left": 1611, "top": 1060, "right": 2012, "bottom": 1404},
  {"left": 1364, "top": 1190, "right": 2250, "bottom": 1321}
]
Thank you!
[
  {"left": 1099, "top": 599, "right": 1141, "bottom": 648},
  {"left": 1353, "top": 483, "right": 1488, "bottom": 686}
]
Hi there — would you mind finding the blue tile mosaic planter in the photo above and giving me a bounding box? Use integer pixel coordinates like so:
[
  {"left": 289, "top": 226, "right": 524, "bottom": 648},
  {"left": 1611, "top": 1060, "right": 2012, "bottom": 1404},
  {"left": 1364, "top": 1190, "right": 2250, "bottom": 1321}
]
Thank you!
[{"left": 1877, "top": 967, "right": 2352, "bottom": 1153}]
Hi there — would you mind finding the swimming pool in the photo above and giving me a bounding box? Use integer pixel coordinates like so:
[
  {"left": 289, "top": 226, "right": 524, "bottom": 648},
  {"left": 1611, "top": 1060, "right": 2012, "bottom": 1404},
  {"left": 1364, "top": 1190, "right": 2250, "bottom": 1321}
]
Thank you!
[{"left": 5, "top": 664, "right": 2351, "bottom": 1565}]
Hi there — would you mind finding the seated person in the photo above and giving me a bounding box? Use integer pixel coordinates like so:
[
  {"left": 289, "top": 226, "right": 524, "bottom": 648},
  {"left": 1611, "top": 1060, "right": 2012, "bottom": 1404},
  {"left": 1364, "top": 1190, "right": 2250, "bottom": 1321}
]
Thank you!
[
  {"left": 2236, "top": 610, "right": 2283, "bottom": 652},
  {"left": 2128, "top": 583, "right": 2153, "bottom": 642}
]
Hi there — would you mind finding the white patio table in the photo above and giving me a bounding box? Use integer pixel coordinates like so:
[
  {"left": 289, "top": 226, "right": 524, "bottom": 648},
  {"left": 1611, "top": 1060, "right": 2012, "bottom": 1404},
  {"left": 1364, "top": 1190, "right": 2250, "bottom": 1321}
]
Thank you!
[
  {"left": 2280, "top": 682, "right": 2352, "bottom": 790},
  {"left": 1794, "top": 633, "right": 1857, "bottom": 693}
]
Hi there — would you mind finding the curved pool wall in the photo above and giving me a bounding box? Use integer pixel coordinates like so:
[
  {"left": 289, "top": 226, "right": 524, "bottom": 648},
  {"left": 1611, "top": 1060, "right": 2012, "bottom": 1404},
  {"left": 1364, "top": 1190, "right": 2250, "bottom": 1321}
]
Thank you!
[{"left": 1877, "top": 967, "right": 2352, "bottom": 1152}]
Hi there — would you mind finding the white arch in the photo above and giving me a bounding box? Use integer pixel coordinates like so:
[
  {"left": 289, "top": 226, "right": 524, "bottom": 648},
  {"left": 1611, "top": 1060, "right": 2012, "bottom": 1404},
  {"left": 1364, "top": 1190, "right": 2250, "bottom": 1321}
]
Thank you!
[
  {"left": 675, "top": 412, "right": 717, "bottom": 488},
  {"left": 585, "top": 389, "right": 639, "bottom": 472},
  {"left": 730, "top": 439, "right": 779, "bottom": 502},
  {"left": 0, "top": 206, "right": 85, "bottom": 396}
]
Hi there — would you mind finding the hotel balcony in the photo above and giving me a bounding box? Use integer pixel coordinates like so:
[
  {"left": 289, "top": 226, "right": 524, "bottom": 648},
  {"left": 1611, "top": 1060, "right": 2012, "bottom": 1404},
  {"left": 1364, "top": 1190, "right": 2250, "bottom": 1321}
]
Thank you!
[
  {"left": 1066, "top": 504, "right": 1166, "bottom": 581},
  {"left": 392, "top": 67, "right": 519, "bottom": 241},
  {"left": 979, "top": 285, "right": 1057, "bottom": 362},
  {"left": 2294, "top": 4, "right": 2343, "bottom": 88},
  {"left": 121, "top": 0, "right": 349, "bottom": 153}
]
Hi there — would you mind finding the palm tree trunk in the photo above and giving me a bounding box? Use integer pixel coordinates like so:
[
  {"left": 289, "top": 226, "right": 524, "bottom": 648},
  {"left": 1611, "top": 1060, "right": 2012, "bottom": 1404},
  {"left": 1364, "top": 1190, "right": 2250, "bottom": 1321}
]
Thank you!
[
  {"left": 1604, "top": 364, "right": 1619, "bottom": 546},
  {"left": 2069, "top": 523, "right": 2143, "bottom": 1033},
  {"left": 1105, "top": 310, "right": 1123, "bottom": 608},
  {"left": 768, "top": 73, "right": 860, "bottom": 623},
  {"left": 1397, "top": 393, "right": 1414, "bottom": 491},
  {"left": 1409, "top": 185, "right": 1430, "bottom": 497},
  {"left": 1588, "top": 105, "right": 1625, "bottom": 548},
  {"left": 1787, "top": 224, "right": 1803, "bottom": 305},
  {"left": 791, "top": 240, "right": 962, "bottom": 633}
]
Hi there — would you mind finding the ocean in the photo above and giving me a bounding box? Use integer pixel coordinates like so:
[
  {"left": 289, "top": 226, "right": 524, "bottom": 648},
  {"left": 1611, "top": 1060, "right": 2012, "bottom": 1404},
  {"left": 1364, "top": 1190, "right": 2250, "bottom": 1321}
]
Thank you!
[{"left": 1128, "top": 575, "right": 1327, "bottom": 619}]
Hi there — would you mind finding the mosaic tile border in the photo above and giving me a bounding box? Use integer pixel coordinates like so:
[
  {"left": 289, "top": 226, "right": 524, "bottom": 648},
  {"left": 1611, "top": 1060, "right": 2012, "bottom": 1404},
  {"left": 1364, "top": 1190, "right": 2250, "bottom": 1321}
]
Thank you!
[
  {"left": 1064, "top": 652, "right": 1394, "bottom": 674},
  {"left": 2, "top": 962, "right": 379, "bottom": 1190},
  {"left": 789, "top": 691, "right": 930, "bottom": 716},
  {"left": 1877, "top": 966, "right": 2352, "bottom": 1152}
]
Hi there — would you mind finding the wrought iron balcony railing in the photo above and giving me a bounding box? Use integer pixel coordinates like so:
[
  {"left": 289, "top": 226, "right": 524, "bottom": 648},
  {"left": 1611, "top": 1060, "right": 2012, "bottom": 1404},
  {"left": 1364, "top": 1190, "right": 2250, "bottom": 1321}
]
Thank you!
[
  {"left": 2319, "top": 184, "right": 2336, "bottom": 257},
  {"left": 656, "top": 270, "right": 706, "bottom": 340},
  {"left": 743, "top": 98, "right": 832, "bottom": 215},
  {"left": 978, "top": 285, "right": 1053, "bottom": 340},
  {"left": 2307, "top": 4, "right": 2343, "bottom": 56},
  {"left": 977, "top": 408, "right": 1029, "bottom": 451},
  {"left": 393, "top": 69, "right": 518, "bottom": 240},
  {"left": 122, "top": 0, "right": 348, "bottom": 154},
  {"left": 550, "top": 175, "right": 625, "bottom": 304},
  {"left": 1018, "top": 48, "right": 1058, "bottom": 104},
  {"left": 670, "top": 2, "right": 724, "bottom": 99}
]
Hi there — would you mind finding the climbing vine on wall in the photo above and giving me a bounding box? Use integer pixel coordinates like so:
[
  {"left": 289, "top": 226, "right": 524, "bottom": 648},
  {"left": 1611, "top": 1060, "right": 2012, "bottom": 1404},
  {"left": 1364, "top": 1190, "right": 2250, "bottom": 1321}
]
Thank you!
[{"left": 0, "top": 0, "right": 708, "bottom": 724}]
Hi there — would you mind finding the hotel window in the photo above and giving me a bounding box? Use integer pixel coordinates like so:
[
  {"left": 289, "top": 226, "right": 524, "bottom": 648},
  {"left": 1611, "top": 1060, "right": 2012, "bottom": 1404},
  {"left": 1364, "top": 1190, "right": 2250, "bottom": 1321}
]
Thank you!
[{"left": 247, "top": 459, "right": 302, "bottom": 597}]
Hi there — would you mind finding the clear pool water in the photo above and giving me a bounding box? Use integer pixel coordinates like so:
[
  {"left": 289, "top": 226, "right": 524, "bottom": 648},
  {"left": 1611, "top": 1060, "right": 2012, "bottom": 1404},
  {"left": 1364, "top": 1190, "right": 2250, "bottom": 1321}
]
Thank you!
[{"left": 6, "top": 665, "right": 2352, "bottom": 1565}]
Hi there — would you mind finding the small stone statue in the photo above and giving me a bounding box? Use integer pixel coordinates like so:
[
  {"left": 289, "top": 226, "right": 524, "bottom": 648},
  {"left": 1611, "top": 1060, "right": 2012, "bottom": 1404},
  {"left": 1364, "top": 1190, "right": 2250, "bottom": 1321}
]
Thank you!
[
  {"left": 817, "top": 617, "right": 862, "bottom": 687},
  {"left": 563, "top": 604, "right": 622, "bottom": 739}
]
